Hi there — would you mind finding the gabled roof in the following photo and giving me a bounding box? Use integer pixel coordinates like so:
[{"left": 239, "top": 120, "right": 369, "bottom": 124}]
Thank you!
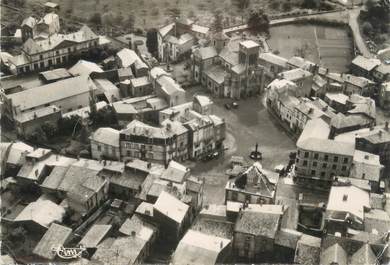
[
  {"left": 68, "top": 60, "right": 103, "bottom": 76},
  {"left": 235, "top": 209, "right": 281, "bottom": 238},
  {"left": 156, "top": 75, "right": 185, "bottom": 95},
  {"left": 352, "top": 55, "right": 381, "bottom": 71},
  {"left": 15, "top": 197, "right": 65, "bottom": 228},
  {"left": 171, "top": 230, "right": 231, "bottom": 265},
  {"left": 21, "top": 16, "right": 37, "bottom": 28},
  {"left": 350, "top": 243, "right": 376, "bottom": 265},
  {"left": 90, "top": 128, "right": 120, "bottom": 147},
  {"left": 259, "top": 52, "right": 288, "bottom": 67},
  {"left": 158, "top": 22, "right": 175, "bottom": 38},
  {"left": 153, "top": 191, "right": 189, "bottom": 223},
  {"left": 326, "top": 185, "right": 370, "bottom": 222},
  {"left": 22, "top": 25, "right": 98, "bottom": 54},
  {"left": 194, "top": 46, "right": 218, "bottom": 60},
  {"left": 79, "top": 224, "right": 112, "bottom": 248},
  {"left": 320, "top": 243, "right": 347, "bottom": 265},
  {"left": 14, "top": 105, "right": 61, "bottom": 124},
  {"left": 33, "top": 223, "right": 72, "bottom": 260},
  {"left": 116, "top": 48, "right": 141, "bottom": 67},
  {"left": 8, "top": 75, "right": 98, "bottom": 112},
  {"left": 159, "top": 160, "right": 188, "bottom": 183}
]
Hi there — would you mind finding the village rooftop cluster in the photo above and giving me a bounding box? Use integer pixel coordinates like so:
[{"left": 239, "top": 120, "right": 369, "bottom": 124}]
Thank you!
[{"left": 1, "top": 0, "right": 390, "bottom": 264}]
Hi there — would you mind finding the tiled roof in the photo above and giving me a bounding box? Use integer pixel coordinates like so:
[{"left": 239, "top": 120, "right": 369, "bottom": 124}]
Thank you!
[
  {"left": 259, "top": 52, "right": 288, "bottom": 67},
  {"left": 14, "top": 105, "right": 60, "bottom": 124},
  {"left": 90, "top": 128, "right": 120, "bottom": 147},
  {"left": 79, "top": 224, "right": 112, "bottom": 248},
  {"left": 153, "top": 191, "right": 189, "bottom": 223},
  {"left": 352, "top": 55, "right": 381, "bottom": 71},
  {"left": 194, "top": 46, "right": 218, "bottom": 60},
  {"left": 33, "top": 223, "right": 72, "bottom": 260},
  {"left": 8, "top": 75, "right": 98, "bottom": 112},
  {"left": 22, "top": 25, "right": 97, "bottom": 54},
  {"left": 235, "top": 210, "right": 281, "bottom": 238},
  {"left": 68, "top": 60, "right": 103, "bottom": 76},
  {"left": 320, "top": 243, "right": 348, "bottom": 265},
  {"left": 171, "top": 230, "right": 231, "bottom": 265}
]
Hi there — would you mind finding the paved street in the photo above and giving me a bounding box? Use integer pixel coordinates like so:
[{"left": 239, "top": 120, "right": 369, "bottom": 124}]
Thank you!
[{"left": 184, "top": 87, "right": 296, "bottom": 204}]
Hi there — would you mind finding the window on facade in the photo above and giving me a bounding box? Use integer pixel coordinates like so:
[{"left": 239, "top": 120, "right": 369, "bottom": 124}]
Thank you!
[
  {"left": 342, "top": 166, "right": 347, "bottom": 171},
  {"left": 56, "top": 50, "right": 59, "bottom": 55},
  {"left": 68, "top": 48, "right": 71, "bottom": 53},
  {"left": 322, "top": 163, "right": 327, "bottom": 168},
  {"left": 97, "top": 145, "right": 101, "bottom": 151},
  {"left": 334, "top": 156, "right": 338, "bottom": 162},
  {"left": 39, "top": 55, "right": 43, "bottom": 60},
  {"left": 343, "top": 157, "right": 348, "bottom": 164},
  {"left": 34, "top": 63, "right": 38, "bottom": 69},
  {"left": 321, "top": 172, "right": 326, "bottom": 178},
  {"left": 314, "top": 153, "right": 319, "bottom": 159},
  {"left": 56, "top": 58, "right": 60, "bottom": 64},
  {"left": 313, "top": 161, "right": 317, "bottom": 167},
  {"left": 25, "top": 66, "right": 30, "bottom": 72},
  {"left": 332, "top": 164, "right": 337, "bottom": 170},
  {"left": 303, "top": 160, "right": 308, "bottom": 166},
  {"left": 48, "top": 59, "right": 52, "bottom": 66},
  {"left": 324, "top": 155, "right": 329, "bottom": 161},
  {"left": 304, "top": 152, "right": 309, "bottom": 158}
]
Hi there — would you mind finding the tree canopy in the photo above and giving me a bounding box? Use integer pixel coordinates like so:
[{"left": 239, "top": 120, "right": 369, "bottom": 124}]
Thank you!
[{"left": 247, "top": 9, "right": 270, "bottom": 35}]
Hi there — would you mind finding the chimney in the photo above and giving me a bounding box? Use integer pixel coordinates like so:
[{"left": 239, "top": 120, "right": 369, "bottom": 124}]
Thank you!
[
  {"left": 342, "top": 194, "right": 348, "bottom": 201},
  {"left": 379, "top": 130, "right": 383, "bottom": 137},
  {"left": 131, "top": 231, "right": 136, "bottom": 237},
  {"left": 385, "top": 121, "right": 389, "bottom": 131},
  {"left": 220, "top": 241, "right": 223, "bottom": 249},
  {"left": 147, "top": 162, "right": 151, "bottom": 169}
]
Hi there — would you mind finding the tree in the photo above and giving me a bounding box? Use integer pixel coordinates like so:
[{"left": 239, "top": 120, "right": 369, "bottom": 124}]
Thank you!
[
  {"left": 232, "top": 0, "right": 250, "bottom": 10},
  {"left": 362, "top": 21, "right": 373, "bottom": 36},
  {"left": 212, "top": 10, "right": 224, "bottom": 32},
  {"left": 102, "top": 12, "right": 114, "bottom": 27},
  {"left": 42, "top": 122, "right": 58, "bottom": 139},
  {"left": 58, "top": 116, "right": 81, "bottom": 136},
  {"left": 302, "top": 0, "right": 320, "bottom": 9},
  {"left": 146, "top": 29, "right": 158, "bottom": 55},
  {"left": 89, "top": 13, "right": 102, "bottom": 26},
  {"left": 125, "top": 14, "right": 135, "bottom": 32},
  {"left": 247, "top": 9, "right": 270, "bottom": 35},
  {"left": 282, "top": 1, "right": 292, "bottom": 11}
]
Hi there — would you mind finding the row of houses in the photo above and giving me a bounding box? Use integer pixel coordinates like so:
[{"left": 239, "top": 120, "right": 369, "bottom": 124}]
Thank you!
[
  {"left": 1, "top": 136, "right": 209, "bottom": 263},
  {"left": 90, "top": 94, "right": 226, "bottom": 165}
]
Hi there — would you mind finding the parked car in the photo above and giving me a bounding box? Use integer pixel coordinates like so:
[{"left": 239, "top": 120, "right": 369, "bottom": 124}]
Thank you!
[
  {"left": 202, "top": 151, "right": 220, "bottom": 161},
  {"left": 232, "top": 102, "right": 239, "bottom": 109},
  {"left": 224, "top": 103, "right": 231, "bottom": 110}
]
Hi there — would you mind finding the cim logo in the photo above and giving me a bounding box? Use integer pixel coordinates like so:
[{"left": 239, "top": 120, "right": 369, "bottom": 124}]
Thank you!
[{"left": 51, "top": 245, "right": 87, "bottom": 259}]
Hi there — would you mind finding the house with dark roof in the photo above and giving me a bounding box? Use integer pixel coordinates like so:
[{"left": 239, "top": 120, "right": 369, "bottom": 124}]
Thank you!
[{"left": 233, "top": 204, "right": 285, "bottom": 261}]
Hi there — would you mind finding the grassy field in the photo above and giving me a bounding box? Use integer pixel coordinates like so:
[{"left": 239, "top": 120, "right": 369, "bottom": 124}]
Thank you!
[{"left": 268, "top": 24, "right": 353, "bottom": 72}]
